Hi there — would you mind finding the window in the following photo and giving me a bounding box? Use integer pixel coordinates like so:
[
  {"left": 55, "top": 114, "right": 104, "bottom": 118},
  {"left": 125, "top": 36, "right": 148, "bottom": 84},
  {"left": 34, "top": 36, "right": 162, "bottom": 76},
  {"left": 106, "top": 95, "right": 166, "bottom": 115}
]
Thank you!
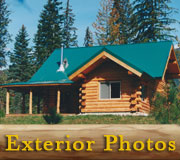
[
  {"left": 141, "top": 85, "right": 147, "bottom": 101},
  {"left": 100, "top": 81, "right": 121, "bottom": 99}
]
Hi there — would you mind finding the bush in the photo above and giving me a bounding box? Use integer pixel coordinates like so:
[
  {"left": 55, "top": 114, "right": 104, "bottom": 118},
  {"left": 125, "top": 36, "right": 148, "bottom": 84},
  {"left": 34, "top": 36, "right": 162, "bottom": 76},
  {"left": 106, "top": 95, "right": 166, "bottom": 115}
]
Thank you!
[
  {"left": 43, "top": 107, "right": 63, "bottom": 124},
  {"left": 151, "top": 82, "right": 180, "bottom": 124},
  {"left": 0, "top": 109, "right": 5, "bottom": 118}
]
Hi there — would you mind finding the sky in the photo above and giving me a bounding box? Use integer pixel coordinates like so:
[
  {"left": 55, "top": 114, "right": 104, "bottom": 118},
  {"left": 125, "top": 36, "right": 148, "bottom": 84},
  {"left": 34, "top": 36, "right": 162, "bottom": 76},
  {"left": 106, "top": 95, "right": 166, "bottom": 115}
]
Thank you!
[{"left": 6, "top": 0, "right": 180, "bottom": 51}]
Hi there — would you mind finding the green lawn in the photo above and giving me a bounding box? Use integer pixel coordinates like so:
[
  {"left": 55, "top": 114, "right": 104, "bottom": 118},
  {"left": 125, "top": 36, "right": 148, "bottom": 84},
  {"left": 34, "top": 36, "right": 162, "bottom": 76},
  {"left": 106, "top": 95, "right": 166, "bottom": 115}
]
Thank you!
[
  {"left": 0, "top": 115, "right": 180, "bottom": 124},
  {"left": 0, "top": 115, "right": 157, "bottom": 124}
]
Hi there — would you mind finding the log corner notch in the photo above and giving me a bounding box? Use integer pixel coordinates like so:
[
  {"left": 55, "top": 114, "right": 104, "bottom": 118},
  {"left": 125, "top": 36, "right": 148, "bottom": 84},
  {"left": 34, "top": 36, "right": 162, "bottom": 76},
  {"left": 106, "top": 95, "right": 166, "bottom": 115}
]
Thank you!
[
  {"left": 79, "top": 85, "right": 86, "bottom": 110},
  {"left": 130, "top": 86, "right": 142, "bottom": 112},
  {"left": 29, "top": 90, "right": 33, "bottom": 114},
  {"left": 6, "top": 89, "right": 10, "bottom": 115},
  {"left": 57, "top": 89, "right": 61, "bottom": 114}
]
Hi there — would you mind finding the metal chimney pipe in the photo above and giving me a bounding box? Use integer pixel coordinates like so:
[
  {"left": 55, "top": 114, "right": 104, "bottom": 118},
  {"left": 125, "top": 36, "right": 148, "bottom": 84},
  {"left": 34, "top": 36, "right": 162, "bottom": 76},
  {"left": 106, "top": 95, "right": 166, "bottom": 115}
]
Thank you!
[
  {"left": 61, "top": 44, "right": 64, "bottom": 65},
  {"left": 57, "top": 44, "right": 65, "bottom": 72}
]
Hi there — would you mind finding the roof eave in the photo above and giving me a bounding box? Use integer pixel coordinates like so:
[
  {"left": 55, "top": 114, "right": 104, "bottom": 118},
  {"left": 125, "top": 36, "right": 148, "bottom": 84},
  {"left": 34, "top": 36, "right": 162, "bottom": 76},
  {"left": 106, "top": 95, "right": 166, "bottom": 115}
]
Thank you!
[{"left": 0, "top": 82, "right": 73, "bottom": 88}]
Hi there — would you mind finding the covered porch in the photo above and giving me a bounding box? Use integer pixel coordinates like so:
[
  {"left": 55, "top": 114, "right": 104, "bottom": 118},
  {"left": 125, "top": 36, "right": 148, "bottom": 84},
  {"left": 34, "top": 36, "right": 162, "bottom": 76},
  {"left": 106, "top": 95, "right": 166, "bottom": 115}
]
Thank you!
[{"left": 3, "top": 83, "right": 80, "bottom": 115}]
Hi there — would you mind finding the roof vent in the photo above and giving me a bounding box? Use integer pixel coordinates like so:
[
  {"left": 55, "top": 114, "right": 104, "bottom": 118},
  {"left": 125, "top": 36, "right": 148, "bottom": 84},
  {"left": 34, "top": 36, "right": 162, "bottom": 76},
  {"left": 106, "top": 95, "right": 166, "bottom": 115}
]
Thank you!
[
  {"left": 64, "top": 58, "right": 69, "bottom": 69},
  {"left": 57, "top": 44, "right": 65, "bottom": 72}
]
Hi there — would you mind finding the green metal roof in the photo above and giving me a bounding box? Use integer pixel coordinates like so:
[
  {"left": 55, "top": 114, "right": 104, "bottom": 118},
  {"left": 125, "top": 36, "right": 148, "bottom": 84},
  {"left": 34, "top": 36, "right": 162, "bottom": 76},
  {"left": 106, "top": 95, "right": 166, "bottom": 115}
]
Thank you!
[
  {"left": 1, "top": 80, "right": 73, "bottom": 87},
  {"left": 105, "top": 42, "right": 172, "bottom": 78},
  {"left": 29, "top": 46, "right": 104, "bottom": 83},
  {"left": 1, "top": 41, "right": 173, "bottom": 86}
]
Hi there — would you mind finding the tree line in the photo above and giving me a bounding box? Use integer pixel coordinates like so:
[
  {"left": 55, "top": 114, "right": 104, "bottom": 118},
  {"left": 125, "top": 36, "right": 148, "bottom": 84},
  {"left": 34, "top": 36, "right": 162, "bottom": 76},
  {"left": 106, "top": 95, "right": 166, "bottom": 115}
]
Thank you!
[
  {"left": 0, "top": 0, "right": 78, "bottom": 112},
  {"left": 0, "top": 0, "right": 179, "bottom": 113},
  {"left": 92, "top": 0, "right": 178, "bottom": 46}
]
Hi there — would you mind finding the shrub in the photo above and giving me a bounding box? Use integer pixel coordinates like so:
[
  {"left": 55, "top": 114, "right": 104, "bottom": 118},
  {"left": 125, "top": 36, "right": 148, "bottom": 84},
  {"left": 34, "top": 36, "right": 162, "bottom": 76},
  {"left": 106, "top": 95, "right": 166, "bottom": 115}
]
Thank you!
[
  {"left": 43, "top": 107, "right": 63, "bottom": 124},
  {"left": 151, "top": 82, "right": 180, "bottom": 124},
  {"left": 0, "top": 109, "right": 5, "bottom": 118}
]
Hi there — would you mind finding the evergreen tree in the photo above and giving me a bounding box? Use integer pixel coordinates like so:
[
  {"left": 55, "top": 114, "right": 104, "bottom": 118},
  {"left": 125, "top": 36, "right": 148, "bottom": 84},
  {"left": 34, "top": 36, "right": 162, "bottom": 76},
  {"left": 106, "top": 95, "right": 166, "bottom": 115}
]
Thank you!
[
  {"left": 132, "top": 0, "right": 177, "bottom": 43},
  {"left": 34, "top": 0, "right": 64, "bottom": 69},
  {"left": 151, "top": 82, "right": 180, "bottom": 124},
  {"left": 0, "top": 70, "right": 8, "bottom": 111},
  {"left": 8, "top": 25, "right": 32, "bottom": 113},
  {"left": 176, "top": 36, "right": 180, "bottom": 48},
  {"left": 84, "top": 27, "right": 93, "bottom": 47},
  {"left": 175, "top": 36, "right": 180, "bottom": 94},
  {"left": 0, "top": 0, "right": 11, "bottom": 67},
  {"left": 93, "top": 0, "right": 113, "bottom": 45},
  {"left": 8, "top": 25, "right": 32, "bottom": 82},
  {"left": 63, "top": 0, "right": 78, "bottom": 48},
  {"left": 109, "top": 0, "right": 133, "bottom": 44},
  {"left": 175, "top": 36, "right": 180, "bottom": 63}
]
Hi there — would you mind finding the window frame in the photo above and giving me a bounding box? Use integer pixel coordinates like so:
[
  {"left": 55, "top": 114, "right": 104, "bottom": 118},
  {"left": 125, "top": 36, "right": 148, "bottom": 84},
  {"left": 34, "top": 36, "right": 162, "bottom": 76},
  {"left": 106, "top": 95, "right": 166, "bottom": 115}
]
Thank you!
[{"left": 99, "top": 81, "right": 121, "bottom": 100}]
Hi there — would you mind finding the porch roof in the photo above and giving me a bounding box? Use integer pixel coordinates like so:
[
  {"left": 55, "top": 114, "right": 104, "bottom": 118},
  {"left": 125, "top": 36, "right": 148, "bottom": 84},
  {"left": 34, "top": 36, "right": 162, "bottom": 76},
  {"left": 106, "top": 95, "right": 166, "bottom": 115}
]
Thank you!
[
  {"left": 1, "top": 41, "right": 178, "bottom": 87},
  {"left": 1, "top": 80, "right": 73, "bottom": 87}
]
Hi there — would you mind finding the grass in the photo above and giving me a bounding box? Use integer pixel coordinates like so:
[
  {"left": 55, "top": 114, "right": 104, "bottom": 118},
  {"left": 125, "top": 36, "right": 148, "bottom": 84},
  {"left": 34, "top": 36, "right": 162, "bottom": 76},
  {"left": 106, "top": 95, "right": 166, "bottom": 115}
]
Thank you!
[
  {"left": 62, "top": 115, "right": 159, "bottom": 124},
  {"left": 0, "top": 115, "right": 180, "bottom": 124},
  {"left": 0, "top": 116, "right": 46, "bottom": 124},
  {"left": 0, "top": 115, "right": 159, "bottom": 124}
]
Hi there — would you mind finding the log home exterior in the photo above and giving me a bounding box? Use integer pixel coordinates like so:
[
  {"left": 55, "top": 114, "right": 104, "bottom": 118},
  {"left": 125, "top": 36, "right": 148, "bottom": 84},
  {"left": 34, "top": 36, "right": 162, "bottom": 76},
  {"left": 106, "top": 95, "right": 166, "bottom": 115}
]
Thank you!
[{"left": 1, "top": 41, "right": 180, "bottom": 115}]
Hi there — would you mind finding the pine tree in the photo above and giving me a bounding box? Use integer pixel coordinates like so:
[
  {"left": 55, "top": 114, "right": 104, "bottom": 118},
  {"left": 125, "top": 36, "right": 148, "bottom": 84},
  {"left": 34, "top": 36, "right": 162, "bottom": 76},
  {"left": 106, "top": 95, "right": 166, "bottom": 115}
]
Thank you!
[
  {"left": 0, "top": 70, "right": 8, "bottom": 111},
  {"left": 174, "top": 36, "right": 180, "bottom": 99},
  {"left": 0, "top": 0, "right": 11, "bottom": 67},
  {"left": 176, "top": 36, "right": 180, "bottom": 48},
  {"left": 152, "top": 82, "right": 180, "bottom": 124},
  {"left": 8, "top": 25, "right": 32, "bottom": 113},
  {"left": 34, "top": 0, "right": 64, "bottom": 69},
  {"left": 93, "top": 0, "right": 113, "bottom": 45},
  {"left": 109, "top": 0, "right": 133, "bottom": 44},
  {"left": 9, "top": 25, "right": 32, "bottom": 82},
  {"left": 132, "top": 0, "right": 177, "bottom": 43},
  {"left": 175, "top": 36, "right": 180, "bottom": 72},
  {"left": 84, "top": 27, "right": 93, "bottom": 47},
  {"left": 63, "top": 0, "right": 78, "bottom": 48}
]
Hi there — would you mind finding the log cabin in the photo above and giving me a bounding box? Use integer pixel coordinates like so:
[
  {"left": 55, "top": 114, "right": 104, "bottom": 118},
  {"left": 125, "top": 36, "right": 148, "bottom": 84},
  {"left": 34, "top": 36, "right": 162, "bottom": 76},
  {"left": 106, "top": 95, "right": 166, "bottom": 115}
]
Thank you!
[{"left": 1, "top": 41, "right": 180, "bottom": 115}]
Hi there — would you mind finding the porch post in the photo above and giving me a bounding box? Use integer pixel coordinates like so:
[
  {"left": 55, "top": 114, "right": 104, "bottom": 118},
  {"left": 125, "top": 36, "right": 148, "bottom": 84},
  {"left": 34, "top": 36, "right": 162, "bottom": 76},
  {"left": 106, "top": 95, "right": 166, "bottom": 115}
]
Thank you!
[
  {"left": 57, "top": 89, "right": 60, "bottom": 114},
  {"left": 6, "top": 89, "right": 10, "bottom": 115},
  {"left": 29, "top": 90, "right": 32, "bottom": 114}
]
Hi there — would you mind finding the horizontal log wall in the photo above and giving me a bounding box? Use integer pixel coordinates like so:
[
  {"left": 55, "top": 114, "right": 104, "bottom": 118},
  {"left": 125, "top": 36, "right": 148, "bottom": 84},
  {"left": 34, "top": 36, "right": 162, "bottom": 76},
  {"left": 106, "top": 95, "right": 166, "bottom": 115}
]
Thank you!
[
  {"left": 138, "top": 81, "right": 152, "bottom": 113},
  {"left": 80, "top": 60, "right": 140, "bottom": 113},
  {"left": 42, "top": 87, "right": 57, "bottom": 113}
]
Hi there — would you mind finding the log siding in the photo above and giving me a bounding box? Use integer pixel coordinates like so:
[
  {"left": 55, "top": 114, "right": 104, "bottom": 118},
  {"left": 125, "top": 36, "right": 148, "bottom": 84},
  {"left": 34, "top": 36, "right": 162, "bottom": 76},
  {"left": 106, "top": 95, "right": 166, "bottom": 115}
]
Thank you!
[{"left": 80, "top": 60, "right": 142, "bottom": 113}]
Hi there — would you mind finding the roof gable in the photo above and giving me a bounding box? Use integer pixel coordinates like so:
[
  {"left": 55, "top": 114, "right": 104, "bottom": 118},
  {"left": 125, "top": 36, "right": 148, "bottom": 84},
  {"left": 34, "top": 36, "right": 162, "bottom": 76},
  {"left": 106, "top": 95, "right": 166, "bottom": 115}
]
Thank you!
[
  {"left": 163, "top": 46, "right": 180, "bottom": 79},
  {"left": 69, "top": 51, "right": 142, "bottom": 81}
]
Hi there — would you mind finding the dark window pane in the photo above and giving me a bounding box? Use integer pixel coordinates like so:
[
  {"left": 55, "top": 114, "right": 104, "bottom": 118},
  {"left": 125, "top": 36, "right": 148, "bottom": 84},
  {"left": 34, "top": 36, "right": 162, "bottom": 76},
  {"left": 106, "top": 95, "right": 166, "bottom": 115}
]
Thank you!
[
  {"left": 111, "top": 82, "right": 120, "bottom": 98},
  {"left": 141, "top": 85, "right": 147, "bottom": 101},
  {"left": 100, "top": 82, "right": 110, "bottom": 99}
]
